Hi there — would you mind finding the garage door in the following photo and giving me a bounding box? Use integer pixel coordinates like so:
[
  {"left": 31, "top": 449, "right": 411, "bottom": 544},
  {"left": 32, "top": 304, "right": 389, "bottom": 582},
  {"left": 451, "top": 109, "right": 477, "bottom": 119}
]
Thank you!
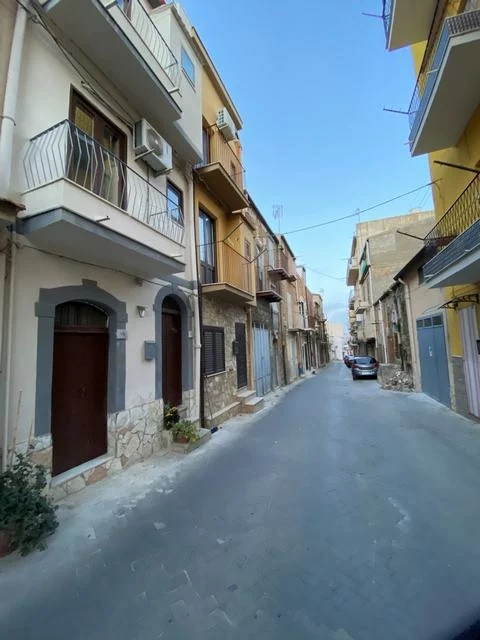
[
  {"left": 417, "top": 314, "right": 450, "bottom": 407},
  {"left": 253, "top": 325, "right": 271, "bottom": 397}
]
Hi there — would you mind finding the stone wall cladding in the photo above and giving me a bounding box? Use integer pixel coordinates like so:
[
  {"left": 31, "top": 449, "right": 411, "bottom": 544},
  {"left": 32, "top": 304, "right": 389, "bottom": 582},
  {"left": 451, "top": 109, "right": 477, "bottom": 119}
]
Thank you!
[
  {"left": 202, "top": 296, "right": 247, "bottom": 418},
  {"left": 451, "top": 355, "right": 470, "bottom": 416},
  {"left": 28, "top": 398, "right": 165, "bottom": 501},
  {"left": 252, "top": 299, "right": 271, "bottom": 327}
]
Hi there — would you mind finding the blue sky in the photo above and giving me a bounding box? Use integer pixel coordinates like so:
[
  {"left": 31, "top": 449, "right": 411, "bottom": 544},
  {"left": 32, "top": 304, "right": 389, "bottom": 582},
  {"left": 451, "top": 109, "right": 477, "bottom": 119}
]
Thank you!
[{"left": 180, "top": 0, "right": 432, "bottom": 325}]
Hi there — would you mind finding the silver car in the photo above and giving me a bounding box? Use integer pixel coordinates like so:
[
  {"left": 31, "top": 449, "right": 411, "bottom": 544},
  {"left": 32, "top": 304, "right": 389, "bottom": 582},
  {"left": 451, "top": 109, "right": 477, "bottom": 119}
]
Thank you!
[{"left": 351, "top": 356, "right": 379, "bottom": 380}]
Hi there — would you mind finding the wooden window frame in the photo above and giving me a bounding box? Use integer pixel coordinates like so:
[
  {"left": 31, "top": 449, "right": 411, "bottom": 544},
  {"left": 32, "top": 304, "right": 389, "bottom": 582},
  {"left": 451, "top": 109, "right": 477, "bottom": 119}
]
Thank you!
[
  {"left": 203, "top": 326, "right": 225, "bottom": 375},
  {"left": 199, "top": 208, "right": 216, "bottom": 284}
]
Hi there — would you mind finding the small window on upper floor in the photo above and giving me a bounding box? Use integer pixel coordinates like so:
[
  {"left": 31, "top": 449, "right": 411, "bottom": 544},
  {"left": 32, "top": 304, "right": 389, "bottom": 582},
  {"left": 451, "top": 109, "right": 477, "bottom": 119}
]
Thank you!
[{"left": 181, "top": 47, "right": 195, "bottom": 87}]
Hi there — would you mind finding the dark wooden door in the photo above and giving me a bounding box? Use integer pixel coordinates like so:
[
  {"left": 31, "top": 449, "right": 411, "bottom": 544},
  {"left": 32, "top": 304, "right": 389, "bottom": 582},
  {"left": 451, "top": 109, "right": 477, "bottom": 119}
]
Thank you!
[
  {"left": 51, "top": 328, "right": 108, "bottom": 476},
  {"left": 235, "top": 322, "right": 248, "bottom": 389},
  {"left": 162, "top": 308, "right": 182, "bottom": 407}
]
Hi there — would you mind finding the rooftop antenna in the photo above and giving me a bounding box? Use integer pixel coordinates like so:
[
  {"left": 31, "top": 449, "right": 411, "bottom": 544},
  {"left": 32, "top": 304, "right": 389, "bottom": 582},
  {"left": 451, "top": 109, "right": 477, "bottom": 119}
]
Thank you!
[{"left": 273, "top": 204, "right": 283, "bottom": 234}]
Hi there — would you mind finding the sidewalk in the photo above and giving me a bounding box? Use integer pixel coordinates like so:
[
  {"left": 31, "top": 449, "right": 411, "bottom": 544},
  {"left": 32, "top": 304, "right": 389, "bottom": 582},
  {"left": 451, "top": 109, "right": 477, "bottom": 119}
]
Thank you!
[{"left": 0, "top": 376, "right": 310, "bottom": 616}]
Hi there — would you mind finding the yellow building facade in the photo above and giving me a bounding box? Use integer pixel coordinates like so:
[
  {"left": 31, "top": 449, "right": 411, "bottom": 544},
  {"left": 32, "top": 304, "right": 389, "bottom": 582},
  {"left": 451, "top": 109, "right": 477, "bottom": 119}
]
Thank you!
[{"left": 385, "top": 0, "right": 480, "bottom": 417}]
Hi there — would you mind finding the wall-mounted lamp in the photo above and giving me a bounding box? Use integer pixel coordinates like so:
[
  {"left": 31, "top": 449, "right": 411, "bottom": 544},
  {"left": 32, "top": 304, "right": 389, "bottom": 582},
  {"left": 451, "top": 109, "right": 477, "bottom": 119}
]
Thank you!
[{"left": 137, "top": 305, "right": 147, "bottom": 318}]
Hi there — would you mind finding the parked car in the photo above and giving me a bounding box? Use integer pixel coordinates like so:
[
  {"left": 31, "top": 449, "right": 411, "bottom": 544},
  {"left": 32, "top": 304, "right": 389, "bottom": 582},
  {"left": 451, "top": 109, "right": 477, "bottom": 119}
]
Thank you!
[
  {"left": 344, "top": 354, "right": 356, "bottom": 368},
  {"left": 351, "top": 356, "right": 379, "bottom": 380}
]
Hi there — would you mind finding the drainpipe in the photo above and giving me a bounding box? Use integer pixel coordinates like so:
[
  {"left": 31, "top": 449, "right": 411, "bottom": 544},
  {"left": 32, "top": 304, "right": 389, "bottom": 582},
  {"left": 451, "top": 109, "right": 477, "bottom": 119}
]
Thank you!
[
  {"left": 1, "top": 1, "right": 29, "bottom": 470},
  {"left": 188, "top": 171, "right": 201, "bottom": 425},
  {"left": 0, "top": 0, "right": 30, "bottom": 196}
]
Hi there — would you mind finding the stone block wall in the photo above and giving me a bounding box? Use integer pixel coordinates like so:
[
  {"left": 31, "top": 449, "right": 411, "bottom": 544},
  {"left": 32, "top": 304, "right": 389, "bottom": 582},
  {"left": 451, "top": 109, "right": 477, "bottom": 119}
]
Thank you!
[
  {"left": 27, "top": 398, "right": 166, "bottom": 500},
  {"left": 202, "top": 297, "right": 247, "bottom": 418},
  {"left": 451, "top": 355, "right": 470, "bottom": 416}
]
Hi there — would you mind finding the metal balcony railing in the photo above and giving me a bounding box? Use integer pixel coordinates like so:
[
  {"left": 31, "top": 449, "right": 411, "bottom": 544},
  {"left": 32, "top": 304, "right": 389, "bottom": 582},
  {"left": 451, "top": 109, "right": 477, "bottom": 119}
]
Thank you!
[
  {"left": 408, "top": 9, "right": 480, "bottom": 146},
  {"left": 23, "top": 120, "right": 185, "bottom": 245},
  {"left": 117, "top": 0, "right": 180, "bottom": 86},
  {"left": 198, "top": 125, "right": 245, "bottom": 191},
  {"left": 382, "top": 0, "right": 393, "bottom": 40},
  {"left": 257, "top": 265, "right": 280, "bottom": 294},
  {"left": 424, "top": 172, "right": 480, "bottom": 248},
  {"left": 221, "top": 242, "right": 253, "bottom": 294}
]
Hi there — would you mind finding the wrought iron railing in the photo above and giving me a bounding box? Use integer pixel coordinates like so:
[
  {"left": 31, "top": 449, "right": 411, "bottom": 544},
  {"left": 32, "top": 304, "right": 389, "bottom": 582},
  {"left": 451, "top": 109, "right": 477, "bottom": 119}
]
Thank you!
[
  {"left": 221, "top": 242, "right": 253, "bottom": 294},
  {"left": 116, "top": 0, "right": 179, "bottom": 86},
  {"left": 23, "top": 120, "right": 185, "bottom": 245},
  {"left": 257, "top": 265, "right": 280, "bottom": 294},
  {"left": 197, "top": 124, "right": 245, "bottom": 191},
  {"left": 408, "top": 9, "right": 480, "bottom": 147},
  {"left": 382, "top": 0, "right": 393, "bottom": 41},
  {"left": 424, "top": 172, "right": 480, "bottom": 248}
]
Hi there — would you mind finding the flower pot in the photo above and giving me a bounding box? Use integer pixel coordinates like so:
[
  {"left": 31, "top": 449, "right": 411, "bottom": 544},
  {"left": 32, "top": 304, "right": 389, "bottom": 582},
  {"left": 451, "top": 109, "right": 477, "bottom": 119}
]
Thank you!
[
  {"left": 0, "top": 530, "right": 11, "bottom": 558},
  {"left": 174, "top": 434, "right": 189, "bottom": 444}
]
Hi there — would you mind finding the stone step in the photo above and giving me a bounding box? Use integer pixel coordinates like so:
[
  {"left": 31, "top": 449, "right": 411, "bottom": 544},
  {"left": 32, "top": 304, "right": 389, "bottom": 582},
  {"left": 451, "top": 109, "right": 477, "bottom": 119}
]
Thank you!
[
  {"left": 236, "top": 389, "right": 256, "bottom": 404},
  {"left": 242, "top": 396, "right": 265, "bottom": 414},
  {"left": 203, "top": 401, "right": 240, "bottom": 428}
]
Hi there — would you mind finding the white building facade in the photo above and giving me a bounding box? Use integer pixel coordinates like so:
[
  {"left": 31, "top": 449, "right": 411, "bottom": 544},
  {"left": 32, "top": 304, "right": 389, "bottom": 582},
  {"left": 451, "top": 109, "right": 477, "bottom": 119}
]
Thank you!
[{"left": 0, "top": 0, "right": 203, "bottom": 497}]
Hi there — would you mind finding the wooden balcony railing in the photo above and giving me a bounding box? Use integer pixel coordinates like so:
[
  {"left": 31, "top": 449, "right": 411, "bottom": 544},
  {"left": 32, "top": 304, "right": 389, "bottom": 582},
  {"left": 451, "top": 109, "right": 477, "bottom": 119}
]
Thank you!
[
  {"left": 201, "top": 125, "right": 245, "bottom": 191},
  {"left": 221, "top": 242, "right": 253, "bottom": 294}
]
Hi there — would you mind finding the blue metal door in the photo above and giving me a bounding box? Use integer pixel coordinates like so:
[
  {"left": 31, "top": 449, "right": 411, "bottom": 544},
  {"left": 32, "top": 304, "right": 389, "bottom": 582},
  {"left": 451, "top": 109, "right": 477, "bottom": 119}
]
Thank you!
[
  {"left": 253, "top": 325, "right": 271, "bottom": 397},
  {"left": 417, "top": 314, "right": 450, "bottom": 407}
]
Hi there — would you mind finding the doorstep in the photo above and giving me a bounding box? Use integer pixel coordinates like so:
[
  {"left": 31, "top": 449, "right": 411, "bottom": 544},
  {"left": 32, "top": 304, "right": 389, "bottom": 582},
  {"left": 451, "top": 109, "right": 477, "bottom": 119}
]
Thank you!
[{"left": 49, "top": 454, "right": 120, "bottom": 501}]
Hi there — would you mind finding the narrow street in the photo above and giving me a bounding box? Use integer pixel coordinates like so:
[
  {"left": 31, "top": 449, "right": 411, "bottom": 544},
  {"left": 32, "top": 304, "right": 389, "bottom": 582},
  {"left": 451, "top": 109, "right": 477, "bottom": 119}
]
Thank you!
[{"left": 3, "top": 364, "right": 480, "bottom": 640}]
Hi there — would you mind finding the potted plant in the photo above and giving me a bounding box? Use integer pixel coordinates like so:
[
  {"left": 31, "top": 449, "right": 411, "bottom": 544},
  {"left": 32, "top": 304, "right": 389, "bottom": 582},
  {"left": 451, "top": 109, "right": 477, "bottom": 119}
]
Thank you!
[
  {"left": 0, "top": 454, "right": 58, "bottom": 556},
  {"left": 163, "top": 403, "right": 180, "bottom": 431},
  {"left": 171, "top": 421, "right": 199, "bottom": 444}
]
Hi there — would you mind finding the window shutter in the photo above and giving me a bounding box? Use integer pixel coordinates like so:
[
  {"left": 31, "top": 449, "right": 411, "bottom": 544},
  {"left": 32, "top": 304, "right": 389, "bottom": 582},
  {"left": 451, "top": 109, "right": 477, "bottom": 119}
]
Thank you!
[
  {"left": 203, "top": 326, "right": 225, "bottom": 375},
  {"left": 214, "top": 329, "right": 225, "bottom": 372}
]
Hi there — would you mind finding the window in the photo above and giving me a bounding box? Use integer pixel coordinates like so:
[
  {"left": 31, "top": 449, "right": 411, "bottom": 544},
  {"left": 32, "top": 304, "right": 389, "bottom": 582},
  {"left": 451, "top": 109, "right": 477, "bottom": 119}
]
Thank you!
[
  {"left": 203, "top": 326, "right": 225, "bottom": 375},
  {"left": 166, "top": 181, "right": 183, "bottom": 223},
  {"left": 199, "top": 209, "right": 216, "bottom": 284},
  {"left": 181, "top": 47, "right": 195, "bottom": 87}
]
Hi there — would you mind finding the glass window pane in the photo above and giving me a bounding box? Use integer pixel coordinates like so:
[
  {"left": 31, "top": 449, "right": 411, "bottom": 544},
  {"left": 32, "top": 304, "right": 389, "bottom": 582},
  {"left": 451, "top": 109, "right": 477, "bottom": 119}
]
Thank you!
[{"left": 181, "top": 47, "right": 195, "bottom": 86}]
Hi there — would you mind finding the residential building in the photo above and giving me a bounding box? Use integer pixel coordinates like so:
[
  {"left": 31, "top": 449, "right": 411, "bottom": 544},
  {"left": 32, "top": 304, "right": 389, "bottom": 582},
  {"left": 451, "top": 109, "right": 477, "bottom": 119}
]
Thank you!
[
  {"left": 191, "top": 27, "right": 262, "bottom": 426},
  {"left": 394, "top": 248, "right": 449, "bottom": 403},
  {"left": 347, "top": 211, "right": 435, "bottom": 357},
  {"left": 383, "top": 0, "right": 480, "bottom": 419},
  {"left": 327, "top": 323, "right": 345, "bottom": 361},
  {"left": 248, "top": 196, "right": 283, "bottom": 396},
  {"left": 277, "top": 235, "right": 300, "bottom": 383},
  {"left": 0, "top": 0, "right": 204, "bottom": 491},
  {"left": 295, "top": 266, "right": 310, "bottom": 373},
  {"left": 312, "top": 293, "right": 329, "bottom": 366}
]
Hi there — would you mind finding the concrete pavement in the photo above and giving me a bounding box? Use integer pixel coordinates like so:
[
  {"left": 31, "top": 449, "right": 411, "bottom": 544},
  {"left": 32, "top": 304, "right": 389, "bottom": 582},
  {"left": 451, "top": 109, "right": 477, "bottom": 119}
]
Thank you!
[{"left": 2, "top": 363, "right": 480, "bottom": 639}]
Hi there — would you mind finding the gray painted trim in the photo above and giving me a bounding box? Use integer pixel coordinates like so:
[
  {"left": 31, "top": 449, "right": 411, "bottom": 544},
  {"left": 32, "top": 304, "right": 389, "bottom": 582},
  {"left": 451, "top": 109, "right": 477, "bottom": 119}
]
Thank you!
[
  {"left": 154, "top": 285, "right": 194, "bottom": 400},
  {"left": 16, "top": 208, "right": 186, "bottom": 275},
  {"left": 34, "top": 283, "right": 127, "bottom": 436}
]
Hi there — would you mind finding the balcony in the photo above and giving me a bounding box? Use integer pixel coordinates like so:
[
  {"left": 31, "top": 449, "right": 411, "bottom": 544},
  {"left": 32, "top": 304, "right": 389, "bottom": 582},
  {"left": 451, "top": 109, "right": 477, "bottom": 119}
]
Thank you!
[
  {"left": 19, "top": 120, "right": 186, "bottom": 278},
  {"left": 201, "top": 242, "right": 254, "bottom": 304},
  {"left": 408, "top": 9, "right": 480, "bottom": 156},
  {"left": 33, "top": 0, "right": 199, "bottom": 163},
  {"left": 195, "top": 125, "right": 248, "bottom": 212},
  {"left": 348, "top": 291, "right": 355, "bottom": 310},
  {"left": 256, "top": 266, "right": 282, "bottom": 303},
  {"left": 423, "top": 173, "right": 480, "bottom": 288},
  {"left": 346, "top": 255, "right": 359, "bottom": 286},
  {"left": 383, "top": 0, "right": 437, "bottom": 51},
  {"left": 355, "top": 300, "right": 370, "bottom": 314}
]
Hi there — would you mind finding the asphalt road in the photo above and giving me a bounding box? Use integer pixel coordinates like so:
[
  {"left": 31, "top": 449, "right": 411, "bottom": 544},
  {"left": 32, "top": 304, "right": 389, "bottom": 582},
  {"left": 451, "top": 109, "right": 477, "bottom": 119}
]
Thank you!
[{"left": 3, "top": 363, "right": 480, "bottom": 639}]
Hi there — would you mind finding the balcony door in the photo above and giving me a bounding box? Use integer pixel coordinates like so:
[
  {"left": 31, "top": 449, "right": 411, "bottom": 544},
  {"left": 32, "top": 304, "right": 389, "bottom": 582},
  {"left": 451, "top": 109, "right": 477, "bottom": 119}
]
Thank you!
[
  {"left": 69, "top": 91, "right": 126, "bottom": 208},
  {"left": 199, "top": 209, "right": 216, "bottom": 284}
]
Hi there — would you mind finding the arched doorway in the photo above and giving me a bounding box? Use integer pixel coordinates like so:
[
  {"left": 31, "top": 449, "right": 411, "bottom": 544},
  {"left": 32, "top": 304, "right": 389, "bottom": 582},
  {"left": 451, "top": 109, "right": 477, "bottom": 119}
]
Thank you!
[
  {"left": 51, "top": 301, "right": 109, "bottom": 476},
  {"left": 162, "top": 296, "right": 182, "bottom": 407}
]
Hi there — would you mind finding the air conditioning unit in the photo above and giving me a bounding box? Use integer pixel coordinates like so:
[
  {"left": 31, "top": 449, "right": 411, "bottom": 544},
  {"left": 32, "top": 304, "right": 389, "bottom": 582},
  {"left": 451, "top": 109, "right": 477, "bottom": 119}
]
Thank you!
[
  {"left": 216, "top": 107, "right": 236, "bottom": 141},
  {"left": 134, "top": 119, "right": 172, "bottom": 173}
]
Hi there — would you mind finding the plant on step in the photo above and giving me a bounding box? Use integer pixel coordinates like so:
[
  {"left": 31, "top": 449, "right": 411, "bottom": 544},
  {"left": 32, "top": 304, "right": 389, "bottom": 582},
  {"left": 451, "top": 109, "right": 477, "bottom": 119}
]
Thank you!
[
  {"left": 172, "top": 421, "right": 199, "bottom": 444},
  {"left": 0, "top": 454, "right": 58, "bottom": 556},
  {"left": 163, "top": 403, "right": 180, "bottom": 431}
]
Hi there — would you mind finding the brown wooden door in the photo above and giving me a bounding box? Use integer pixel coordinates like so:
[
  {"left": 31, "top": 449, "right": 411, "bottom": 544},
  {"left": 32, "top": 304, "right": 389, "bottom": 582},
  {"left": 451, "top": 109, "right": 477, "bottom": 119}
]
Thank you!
[
  {"left": 162, "top": 302, "right": 182, "bottom": 407},
  {"left": 235, "top": 322, "right": 248, "bottom": 389},
  {"left": 51, "top": 321, "right": 108, "bottom": 477}
]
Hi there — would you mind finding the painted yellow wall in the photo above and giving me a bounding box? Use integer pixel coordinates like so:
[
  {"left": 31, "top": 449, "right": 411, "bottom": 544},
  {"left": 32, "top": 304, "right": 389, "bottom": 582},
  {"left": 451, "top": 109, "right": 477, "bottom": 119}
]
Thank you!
[{"left": 411, "top": 2, "right": 480, "bottom": 357}]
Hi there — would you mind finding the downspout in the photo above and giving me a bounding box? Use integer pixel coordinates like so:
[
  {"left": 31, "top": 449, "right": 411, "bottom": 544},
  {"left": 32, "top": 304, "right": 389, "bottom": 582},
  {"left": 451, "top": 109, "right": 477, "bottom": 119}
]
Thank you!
[
  {"left": 188, "top": 171, "right": 202, "bottom": 425},
  {"left": 1, "top": 1, "right": 29, "bottom": 470},
  {"left": 0, "top": 0, "right": 30, "bottom": 195}
]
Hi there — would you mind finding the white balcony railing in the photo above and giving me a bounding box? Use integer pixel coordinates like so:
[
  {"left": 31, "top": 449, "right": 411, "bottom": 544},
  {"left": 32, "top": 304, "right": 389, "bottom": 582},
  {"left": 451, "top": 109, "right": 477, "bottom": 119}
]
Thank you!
[{"left": 23, "top": 120, "right": 185, "bottom": 245}]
